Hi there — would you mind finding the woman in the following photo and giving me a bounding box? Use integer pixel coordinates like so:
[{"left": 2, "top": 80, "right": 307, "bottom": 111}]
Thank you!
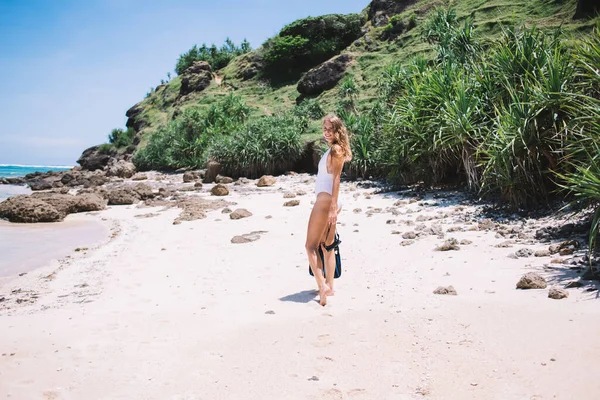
[{"left": 306, "top": 114, "right": 352, "bottom": 306}]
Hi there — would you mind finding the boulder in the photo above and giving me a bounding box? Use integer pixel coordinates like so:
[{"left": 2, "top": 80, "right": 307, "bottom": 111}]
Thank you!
[
  {"left": 516, "top": 272, "right": 547, "bottom": 289},
  {"left": 435, "top": 238, "right": 460, "bottom": 251},
  {"left": 180, "top": 61, "right": 213, "bottom": 96},
  {"left": 368, "top": 0, "right": 419, "bottom": 27},
  {"left": 77, "top": 145, "right": 116, "bottom": 171},
  {"left": 284, "top": 200, "right": 300, "bottom": 207},
  {"left": 0, "top": 195, "right": 63, "bottom": 223},
  {"left": 230, "top": 208, "right": 252, "bottom": 220},
  {"left": 105, "top": 159, "right": 136, "bottom": 178},
  {"left": 30, "top": 192, "right": 106, "bottom": 214},
  {"left": 183, "top": 171, "right": 199, "bottom": 183},
  {"left": 216, "top": 175, "right": 233, "bottom": 184},
  {"left": 107, "top": 188, "right": 139, "bottom": 205},
  {"left": 297, "top": 54, "right": 352, "bottom": 96},
  {"left": 132, "top": 183, "right": 155, "bottom": 200},
  {"left": 548, "top": 287, "right": 569, "bottom": 299},
  {"left": 125, "top": 102, "right": 147, "bottom": 132},
  {"left": 211, "top": 184, "right": 229, "bottom": 196},
  {"left": 28, "top": 179, "right": 54, "bottom": 191},
  {"left": 257, "top": 175, "right": 276, "bottom": 187},
  {"left": 204, "top": 161, "right": 221, "bottom": 183}
]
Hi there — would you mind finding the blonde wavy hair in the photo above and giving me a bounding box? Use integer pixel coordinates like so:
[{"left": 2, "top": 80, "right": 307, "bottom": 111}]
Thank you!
[{"left": 324, "top": 113, "right": 352, "bottom": 162}]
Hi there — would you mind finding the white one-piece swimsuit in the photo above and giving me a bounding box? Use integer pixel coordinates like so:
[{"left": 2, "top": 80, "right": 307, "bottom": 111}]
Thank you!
[{"left": 315, "top": 148, "right": 342, "bottom": 210}]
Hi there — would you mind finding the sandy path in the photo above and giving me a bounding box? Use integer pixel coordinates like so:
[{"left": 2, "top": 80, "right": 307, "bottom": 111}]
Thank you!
[{"left": 1, "top": 175, "right": 599, "bottom": 399}]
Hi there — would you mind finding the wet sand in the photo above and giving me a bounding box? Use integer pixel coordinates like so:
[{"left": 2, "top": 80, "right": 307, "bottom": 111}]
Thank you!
[{"left": 0, "top": 216, "right": 109, "bottom": 278}]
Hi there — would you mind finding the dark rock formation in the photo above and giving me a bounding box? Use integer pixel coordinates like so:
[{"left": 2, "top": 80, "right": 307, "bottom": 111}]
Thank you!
[
  {"left": 297, "top": 54, "right": 352, "bottom": 96},
  {"left": 0, "top": 195, "right": 63, "bottom": 223},
  {"left": 574, "top": 0, "right": 599, "bottom": 19},
  {"left": 180, "top": 61, "right": 213, "bottom": 96},
  {"left": 368, "top": 0, "right": 418, "bottom": 27},
  {"left": 77, "top": 145, "right": 116, "bottom": 171},
  {"left": 125, "top": 102, "right": 146, "bottom": 132}
]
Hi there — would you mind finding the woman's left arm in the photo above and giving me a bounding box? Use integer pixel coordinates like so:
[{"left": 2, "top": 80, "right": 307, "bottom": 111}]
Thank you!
[{"left": 328, "top": 146, "right": 345, "bottom": 226}]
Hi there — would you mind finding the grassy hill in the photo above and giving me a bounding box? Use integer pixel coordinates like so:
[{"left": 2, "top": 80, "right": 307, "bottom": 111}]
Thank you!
[{"left": 122, "top": 0, "right": 596, "bottom": 146}]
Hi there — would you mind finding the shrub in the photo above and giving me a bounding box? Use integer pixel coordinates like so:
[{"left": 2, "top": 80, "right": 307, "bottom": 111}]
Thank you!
[
  {"left": 294, "top": 98, "right": 325, "bottom": 120},
  {"left": 175, "top": 38, "right": 252, "bottom": 75},
  {"left": 262, "top": 14, "right": 363, "bottom": 80},
  {"left": 207, "top": 114, "right": 306, "bottom": 178},
  {"left": 133, "top": 94, "right": 250, "bottom": 170},
  {"left": 108, "top": 127, "right": 135, "bottom": 149}
]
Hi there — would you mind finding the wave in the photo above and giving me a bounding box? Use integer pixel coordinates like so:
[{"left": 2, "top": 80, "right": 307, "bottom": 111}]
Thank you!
[{"left": 0, "top": 164, "right": 74, "bottom": 168}]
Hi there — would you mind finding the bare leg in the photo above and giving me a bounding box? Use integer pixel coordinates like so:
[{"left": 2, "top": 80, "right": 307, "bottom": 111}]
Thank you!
[
  {"left": 306, "top": 194, "right": 332, "bottom": 306},
  {"left": 322, "top": 206, "right": 341, "bottom": 294}
]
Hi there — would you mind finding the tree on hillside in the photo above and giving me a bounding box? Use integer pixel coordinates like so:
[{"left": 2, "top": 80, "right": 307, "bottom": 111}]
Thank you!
[{"left": 175, "top": 38, "right": 252, "bottom": 75}]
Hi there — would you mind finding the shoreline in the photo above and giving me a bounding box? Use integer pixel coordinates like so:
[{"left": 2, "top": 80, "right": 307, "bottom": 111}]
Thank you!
[
  {"left": 1, "top": 171, "right": 599, "bottom": 399},
  {"left": 0, "top": 214, "right": 111, "bottom": 279}
]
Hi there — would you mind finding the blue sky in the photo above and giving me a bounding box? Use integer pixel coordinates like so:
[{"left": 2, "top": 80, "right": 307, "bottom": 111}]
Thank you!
[{"left": 0, "top": 0, "right": 368, "bottom": 166}]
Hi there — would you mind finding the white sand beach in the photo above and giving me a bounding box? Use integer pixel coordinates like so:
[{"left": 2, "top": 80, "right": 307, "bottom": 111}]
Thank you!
[{"left": 1, "top": 173, "right": 599, "bottom": 399}]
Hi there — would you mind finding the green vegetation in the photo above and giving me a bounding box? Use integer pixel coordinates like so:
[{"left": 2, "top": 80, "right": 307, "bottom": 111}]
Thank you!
[
  {"left": 111, "top": 0, "right": 600, "bottom": 258},
  {"left": 261, "top": 14, "right": 364, "bottom": 80},
  {"left": 108, "top": 127, "right": 135, "bottom": 149},
  {"left": 175, "top": 38, "right": 251, "bottom": 75},
  {"left": 208, "top": 114, "right": 306, "bottom": 178}
]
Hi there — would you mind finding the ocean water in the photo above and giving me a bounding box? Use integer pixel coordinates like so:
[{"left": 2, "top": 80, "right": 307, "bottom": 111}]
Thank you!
[
  {"left": 0, "top": 164, "right": 72, "bottom": 201},
  {"left": 0, "top": 164, "right": 72, "bottom": 178}
]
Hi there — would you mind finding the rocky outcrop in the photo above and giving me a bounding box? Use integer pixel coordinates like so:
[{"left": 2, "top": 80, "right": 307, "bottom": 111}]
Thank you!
[
  {"left": 125, "top": 102, "right": 146, "bottom": 132},
  {"left": 77, "top": 145, "right": 116, "bottom": 171},
  {"left": 0, "top": 192, "right": 106, "bottom": 223},
  {"left": 574, "top": 0, "right": 599, "bottom": 19},
  {"left": 297, "top": 54, "right": 352, "bottom": 96},
  {"left": 368, "top": 0, "right": 418, "bottom": 27},
  {"left": 105, "top": 159, "right": 136, "bottom": 178},
  {"left": 179, "top": 61, "right": 213, "bottom": 96},
  {"left": 0, "top": 195, "right": 63, "bottom": 223}
]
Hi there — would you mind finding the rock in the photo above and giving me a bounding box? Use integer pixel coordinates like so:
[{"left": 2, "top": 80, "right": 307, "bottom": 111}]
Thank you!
[
  {"left": 515, "top": 248, "right": 534, "bottom": 258},
  {"left": 211, "top": 184, "right": 229, "bottom": 196},
  {"left": 559, "top": 247, "right": 575, "bottom": 256},
  {"left": 400, "top": 240, "right": 415, "bottom": 246},
  {"left": 297, "top": 54, "right": 352, "bottom": 96},
  {"left": 231, "top": 231, "right": 267, "bottom": 244},
  {"left": 496, "top": 240, "right": 515, "bottom": 248},
  {"left": 132, "top": 183, "right": 154, "bottom": 200},
  {"left": 478, "top": 219, "right": 496, "bottom": 231},
  {"left": 548, "top": 287, "right": 569, "bottom": 299},
  {"left": 132, "top": 174, "right": 148, "bottom": 181},
  {"left": 222, "top": 207, "right": 232, "bottom": 214},
  {"left": 447, "top": 226, "right": 464, "bottom": 232},
  {"left": 28, "top": 179, "right": 55, "bottom": 191},
  {"left": 549, "top": 244, "right": 561, "bottom": 255},
  {"left": 257, "top": 175, "right": 276, "bottom": 187},
  {"left": 77, "top": 145, "right": 115, "bottom": 171},
  {"left": 179, "top": 61, "right": 213, "bottom": 96},
  {"left": 30, "top": 192, "right": 106, "bottom": 215},
  {"left": 535, "top": 249, "right": 551, "bottom": 257},
  {"left": 230, "top": 208, "right": 252, "bottom": 220},
  {"left": 433, "top": 286, "right": 457, "bottom": 295},
  {"left": 435, "top": 238, "right": 460, "bottom": 251},
  {"left": 194, "top": 182, "right": 203, "bottom": 189},
  {"left": 516, "top": 272, "right": 547, "bottom": 289},
  {"left": 425, "top": 224, "right": 444, "bottom": 236},
  {"left": 284, "top": 200, "right": 300, "bottom": 207},
  {"left": 82, "top": 173, "right": 109, "bottom": 188},
  {"left": 173, "top": 197, "right": 231, "bottom": 224},
  {"left": 107, "top": 188, "right": 139, "bottom": 205},
  {"left": 402, "top": 231, "right": 417, "bottom": 240},
  {"left": 204, "top": 161, "right": 221, "bottom": 183},
  {"left": 283, "top": 192, "right": 296, "bottom": 199},
  {"left": 105, "top": 159, "right": 136, "bottom": 178},
  {"left": 183, "top": 171, "right": 200, "bottom": 183},
  {"left": 460, "top": 239, "right": 472, "bottom": 245},
  {"left": 0, "top": 195, "right": 63, "bottom": 223},
  {"left": 125, "top": 102, "right": 146, "bottom": 132},
  {"left": 368, "top": 0, "right": 417, "bottom": 26},
  {"left": 216, "top": 175, "right": 233, "bottom": 184}
]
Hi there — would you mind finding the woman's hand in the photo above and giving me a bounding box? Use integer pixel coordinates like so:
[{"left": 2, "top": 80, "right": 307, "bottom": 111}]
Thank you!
[{"left": 328, "top": 206, "right": 337, "bottom": 226}]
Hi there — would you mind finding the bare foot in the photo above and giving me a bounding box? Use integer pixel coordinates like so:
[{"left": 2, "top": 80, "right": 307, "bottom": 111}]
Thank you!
[
  {"left": 319, "top": 284, "right": 331, "bottom": 306},
  {"left": 325, "top": 287, "right": 335, "bottom": 296}
]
